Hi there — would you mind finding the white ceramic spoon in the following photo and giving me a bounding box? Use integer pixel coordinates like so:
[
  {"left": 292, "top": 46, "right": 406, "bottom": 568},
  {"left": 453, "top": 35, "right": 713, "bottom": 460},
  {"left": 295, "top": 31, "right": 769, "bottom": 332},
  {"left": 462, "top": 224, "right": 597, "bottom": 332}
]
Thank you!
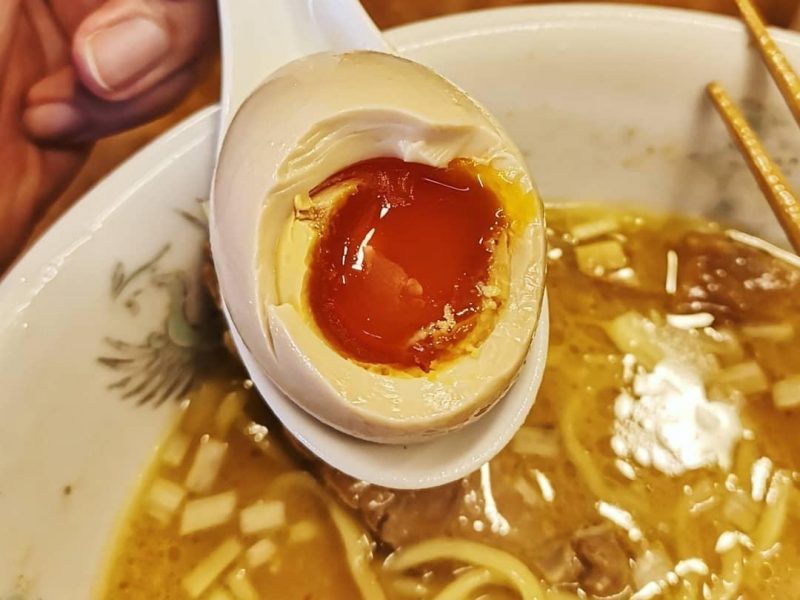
[
  {"left": 212, "top": 0, "right": 550, "bottom": 489},
  {"left": 217, "top": 0, "right": 389, "bottom": 140}
]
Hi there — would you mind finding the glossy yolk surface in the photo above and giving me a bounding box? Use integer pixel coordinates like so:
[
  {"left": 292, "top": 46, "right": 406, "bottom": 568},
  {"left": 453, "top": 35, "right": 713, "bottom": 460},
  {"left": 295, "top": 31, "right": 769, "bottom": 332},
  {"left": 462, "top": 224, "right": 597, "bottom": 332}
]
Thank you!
[{"left": 306, "top": 157, "right": 507, "bottom": 370}]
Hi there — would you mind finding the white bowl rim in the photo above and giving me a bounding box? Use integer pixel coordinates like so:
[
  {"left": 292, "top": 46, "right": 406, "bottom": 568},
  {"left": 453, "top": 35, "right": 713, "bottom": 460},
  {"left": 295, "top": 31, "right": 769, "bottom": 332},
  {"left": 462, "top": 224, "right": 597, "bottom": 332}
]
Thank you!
[{"left": 388, "top": 1, "right": 798, "bottom": 45}]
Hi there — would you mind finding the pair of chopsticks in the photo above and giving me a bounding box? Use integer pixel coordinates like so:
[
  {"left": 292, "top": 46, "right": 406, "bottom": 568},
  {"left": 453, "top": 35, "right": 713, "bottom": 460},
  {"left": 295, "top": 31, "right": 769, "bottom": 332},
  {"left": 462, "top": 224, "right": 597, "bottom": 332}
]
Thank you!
[{"left": 706, "top": 0, "right": 800, "bottom": 253}]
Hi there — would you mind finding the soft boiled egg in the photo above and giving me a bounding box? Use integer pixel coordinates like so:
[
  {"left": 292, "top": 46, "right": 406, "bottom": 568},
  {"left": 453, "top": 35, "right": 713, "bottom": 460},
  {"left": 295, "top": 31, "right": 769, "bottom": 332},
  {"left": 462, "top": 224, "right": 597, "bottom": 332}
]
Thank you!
[{"left": 211, "top": 51, "right": 546, "bottom": 443}]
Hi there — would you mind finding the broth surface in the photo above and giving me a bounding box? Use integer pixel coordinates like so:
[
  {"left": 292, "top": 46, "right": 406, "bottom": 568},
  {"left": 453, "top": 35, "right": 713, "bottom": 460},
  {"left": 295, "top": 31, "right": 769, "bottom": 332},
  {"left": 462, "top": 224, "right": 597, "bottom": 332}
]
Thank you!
[{"left": 102, "top": 205, "right": 800, "bottom": 599}]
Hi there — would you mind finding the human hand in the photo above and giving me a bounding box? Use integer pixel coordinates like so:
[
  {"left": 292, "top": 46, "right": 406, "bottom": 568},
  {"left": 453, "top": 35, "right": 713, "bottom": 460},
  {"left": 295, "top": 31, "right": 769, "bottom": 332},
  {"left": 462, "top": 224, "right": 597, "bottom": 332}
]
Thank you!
[{"left": 1, "top": 0, "right": 217, "bottom": 271}]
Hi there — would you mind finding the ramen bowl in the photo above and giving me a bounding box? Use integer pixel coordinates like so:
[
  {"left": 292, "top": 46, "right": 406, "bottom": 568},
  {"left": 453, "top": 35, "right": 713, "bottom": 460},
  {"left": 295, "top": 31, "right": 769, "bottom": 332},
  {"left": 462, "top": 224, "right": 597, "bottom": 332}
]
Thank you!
[{"left": 1, "top": 5, "right": 799, "bottom": 598}]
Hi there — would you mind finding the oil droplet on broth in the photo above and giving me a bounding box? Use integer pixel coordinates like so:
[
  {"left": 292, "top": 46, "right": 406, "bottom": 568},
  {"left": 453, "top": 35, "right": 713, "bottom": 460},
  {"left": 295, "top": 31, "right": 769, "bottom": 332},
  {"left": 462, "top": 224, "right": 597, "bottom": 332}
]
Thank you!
[{"left": 306, "top": 157, "right": 508, "bottom": 370}]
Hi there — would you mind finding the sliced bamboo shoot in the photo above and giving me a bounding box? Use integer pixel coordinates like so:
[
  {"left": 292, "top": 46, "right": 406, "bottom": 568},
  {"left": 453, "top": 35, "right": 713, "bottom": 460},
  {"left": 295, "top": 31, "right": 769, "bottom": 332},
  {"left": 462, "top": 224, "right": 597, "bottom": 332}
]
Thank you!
[
  {"left": 773, "top": 375, "right": 800, "bottom": 410},
  {"left": 161, "top": 432, "right": 191, "bottom": 468},
  {"left": 181, "top": 537, "right": 242, "bottom": 598},
  {"left": 575, "top": 240, "right": 628, "bottom": 276},
  {"left": 240, "top": 500, "right": 286, "bottom": 535},
  {"left": 145, "top": 478, "right": 186, "bottom": 525},
  {"left": 226, "top": 568, "right": 260, "bottom": 600},
  {"left": 180, "top": 491, "right": 238, "bottom": 535},
  {"left": 246, "top": 539, "right": 277, "bottom": 569},
  {"left": 185, "top": 438, "right": 228, "bottom": 494}
]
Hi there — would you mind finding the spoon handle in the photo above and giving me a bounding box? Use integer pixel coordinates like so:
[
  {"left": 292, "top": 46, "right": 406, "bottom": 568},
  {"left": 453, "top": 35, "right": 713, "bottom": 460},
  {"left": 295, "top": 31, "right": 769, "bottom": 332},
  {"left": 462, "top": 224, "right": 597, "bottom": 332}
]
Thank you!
[{"left": 217, "top": 0, "right": 390, "bottom": 142}]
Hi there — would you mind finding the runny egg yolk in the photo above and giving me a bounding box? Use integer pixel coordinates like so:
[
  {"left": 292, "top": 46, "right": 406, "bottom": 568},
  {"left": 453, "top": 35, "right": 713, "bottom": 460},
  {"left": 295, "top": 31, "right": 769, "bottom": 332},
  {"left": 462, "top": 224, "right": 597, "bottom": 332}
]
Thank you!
[{"left": 306, "top": 157, "right": 508, "bottom": 370}]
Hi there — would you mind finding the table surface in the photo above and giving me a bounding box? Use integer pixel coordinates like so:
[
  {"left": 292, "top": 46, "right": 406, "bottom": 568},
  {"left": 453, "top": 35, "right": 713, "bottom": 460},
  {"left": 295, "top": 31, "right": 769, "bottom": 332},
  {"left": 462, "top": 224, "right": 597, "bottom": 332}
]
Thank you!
[{"left": 28, "top": 0, "right": 800, "bottom": 247}]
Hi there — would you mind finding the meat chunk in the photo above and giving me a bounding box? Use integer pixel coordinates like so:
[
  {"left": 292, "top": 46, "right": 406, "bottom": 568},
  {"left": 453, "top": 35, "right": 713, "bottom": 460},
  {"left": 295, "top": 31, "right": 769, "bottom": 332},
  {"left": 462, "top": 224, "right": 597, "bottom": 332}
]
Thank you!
[
  {"left": 672, "top": 232, "right": 800, "bottom": 322},
  {"left": 320, "top": 464, "right": 460, "bottom": 547},
  {"left": 533, "top": 537, "right": 583, "bottom": 585},
  {"left": 574, "top": 527, "right": 632, "bottom": 597}
]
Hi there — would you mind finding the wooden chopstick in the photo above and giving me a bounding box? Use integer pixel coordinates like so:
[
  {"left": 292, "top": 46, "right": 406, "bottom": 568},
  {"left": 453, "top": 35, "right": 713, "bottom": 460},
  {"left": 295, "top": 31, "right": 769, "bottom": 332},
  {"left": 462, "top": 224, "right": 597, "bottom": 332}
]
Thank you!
[
  {"left": 706, "top": 82, "right": 800, "bottom": 252},
  {"left": 733, "top": 0, "right": 800, "bottom": 127},
  {"left": 705, "top": 0, "right": 800, "bottom": 254}
]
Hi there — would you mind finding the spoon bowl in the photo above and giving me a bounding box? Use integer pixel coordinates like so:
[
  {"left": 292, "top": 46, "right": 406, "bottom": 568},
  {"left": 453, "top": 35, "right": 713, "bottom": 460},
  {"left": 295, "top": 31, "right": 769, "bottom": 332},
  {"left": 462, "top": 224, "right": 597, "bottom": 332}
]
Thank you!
[{"left": 210, "top": 0, "right": 549, "bottom": 488}]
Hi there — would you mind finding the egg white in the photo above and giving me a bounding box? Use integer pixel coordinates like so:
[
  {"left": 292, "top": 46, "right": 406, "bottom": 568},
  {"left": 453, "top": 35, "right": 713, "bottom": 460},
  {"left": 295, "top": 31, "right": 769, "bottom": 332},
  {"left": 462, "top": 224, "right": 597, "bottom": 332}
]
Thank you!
[{"left": 212, "top": 51, "right": 546, "bottom": 443}]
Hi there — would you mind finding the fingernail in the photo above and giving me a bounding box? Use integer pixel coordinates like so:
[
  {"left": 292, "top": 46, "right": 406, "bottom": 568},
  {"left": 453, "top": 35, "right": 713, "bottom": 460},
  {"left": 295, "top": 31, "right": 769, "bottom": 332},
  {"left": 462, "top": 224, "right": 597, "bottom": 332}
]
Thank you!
[
  {"left": 24, "top": 102, "right": 85, "bottom": 140},
  {"left": 83, "top": 17, "right": 169, "bottom": 91}
]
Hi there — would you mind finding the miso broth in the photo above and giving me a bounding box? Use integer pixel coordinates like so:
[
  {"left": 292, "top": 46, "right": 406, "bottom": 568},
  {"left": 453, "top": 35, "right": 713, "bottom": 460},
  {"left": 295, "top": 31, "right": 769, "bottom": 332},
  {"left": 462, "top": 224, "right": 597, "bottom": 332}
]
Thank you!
[{"left": 101, "top": 205, "right": 800, "bottom": 599}]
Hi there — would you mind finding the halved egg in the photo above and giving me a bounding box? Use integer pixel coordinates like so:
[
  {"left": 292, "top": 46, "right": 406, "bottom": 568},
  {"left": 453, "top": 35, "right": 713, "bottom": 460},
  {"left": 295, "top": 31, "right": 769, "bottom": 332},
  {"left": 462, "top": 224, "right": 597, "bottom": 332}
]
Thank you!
[{"left": 212, "top": 51, "right": 546, "bottom": 443}]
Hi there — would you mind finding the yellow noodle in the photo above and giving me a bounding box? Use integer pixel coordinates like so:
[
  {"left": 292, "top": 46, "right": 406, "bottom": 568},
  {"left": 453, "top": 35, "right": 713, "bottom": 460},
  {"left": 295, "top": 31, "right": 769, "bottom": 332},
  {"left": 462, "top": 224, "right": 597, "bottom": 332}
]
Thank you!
[
  {"left": 741, "top": 469, "right": 795, "bottom": 584},
  {"left": 390, "top": 576, "right": 430, "bottom": 597},
  {"left": 752, "top": 470, "right": 793, "bottom": 552},
  {"left": 705, "top": 544, "right": 743, "bottom": 600},
  {"left": 327, "top": 501, "right": 386, "bottom": 600},
  {"left": 383, "top": 537, "right": 558, "bottom": 600},
  {"left": 268, "top": 471, "right": 385, "bottom": 600},
  {"left": 673, "top": 493, "right": 698, "bottom": 560},
  {"left": 432, "top": 568, "right": 497, "bottom": 600},
  {"left": 791, "top": 486, "right": 800, "bottom": 520},
  {"left": 674, "top": 578, "right": 700, "bottom": 600},
  {"left": 672, "top": 482, "right": 718, "bottom": 599},
  {"left": 677, "top": 576, "right": 702, "bottom": 599},
  {"left": 733, "top": 440, "right": 758, "bottom": 495},
  {"left": 670, "top": 548, "right": 703, "bottom": 600},
  {"left": 546, "top": 591, "right": 583, "bottom": 600},
  {"left": 559, "top": 390, "right": 647, "bottom": 516}
]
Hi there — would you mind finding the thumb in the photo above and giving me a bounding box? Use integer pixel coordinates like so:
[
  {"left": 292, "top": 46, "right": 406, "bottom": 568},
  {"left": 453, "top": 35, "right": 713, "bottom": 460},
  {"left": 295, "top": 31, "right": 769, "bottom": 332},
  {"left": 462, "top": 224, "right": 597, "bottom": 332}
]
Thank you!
[{"left": 72, "top": 0, "right": 217, "bottom": 102}]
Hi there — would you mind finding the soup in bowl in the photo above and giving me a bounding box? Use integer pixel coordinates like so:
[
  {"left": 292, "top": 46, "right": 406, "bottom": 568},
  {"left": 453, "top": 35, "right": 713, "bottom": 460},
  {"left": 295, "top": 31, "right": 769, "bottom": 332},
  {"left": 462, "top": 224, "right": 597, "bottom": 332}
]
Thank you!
[{"left": 103, "top": 204, "right": 800, "bottom": 599}]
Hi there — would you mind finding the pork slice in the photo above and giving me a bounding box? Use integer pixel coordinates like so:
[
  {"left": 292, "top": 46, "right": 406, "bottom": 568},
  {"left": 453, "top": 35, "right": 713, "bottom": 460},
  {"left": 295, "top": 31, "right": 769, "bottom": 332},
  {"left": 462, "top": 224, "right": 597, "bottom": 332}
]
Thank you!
[
  {"left": 672, "top": 232, "right": 800, "bottom": 322},
  {"left": 320, "top": 464, "right": 461, "bottom": 547}
]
